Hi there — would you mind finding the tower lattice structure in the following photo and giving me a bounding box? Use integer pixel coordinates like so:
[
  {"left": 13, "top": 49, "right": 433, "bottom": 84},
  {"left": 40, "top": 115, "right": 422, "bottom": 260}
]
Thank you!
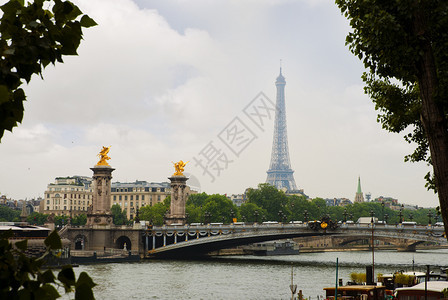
[{"left": 266, "top": 68, "right": 298, "bottom": 191}]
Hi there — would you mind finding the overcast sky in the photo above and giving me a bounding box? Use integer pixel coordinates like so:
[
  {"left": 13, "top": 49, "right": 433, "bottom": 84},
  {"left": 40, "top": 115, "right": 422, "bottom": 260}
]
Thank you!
[{"left": 0, "top": 0, "right": 439, "bottom": 208}]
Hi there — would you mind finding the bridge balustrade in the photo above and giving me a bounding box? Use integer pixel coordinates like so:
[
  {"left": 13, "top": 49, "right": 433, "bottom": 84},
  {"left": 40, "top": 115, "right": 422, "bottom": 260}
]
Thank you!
[{"left": 142, "top": 222, "right": 446, "bottom": 257}]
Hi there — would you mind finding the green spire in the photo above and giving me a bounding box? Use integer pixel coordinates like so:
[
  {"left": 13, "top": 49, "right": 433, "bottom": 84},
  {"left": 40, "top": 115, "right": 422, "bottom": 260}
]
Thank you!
[{"left": 357, "top": 176, "right": 362, "bottom": 194}]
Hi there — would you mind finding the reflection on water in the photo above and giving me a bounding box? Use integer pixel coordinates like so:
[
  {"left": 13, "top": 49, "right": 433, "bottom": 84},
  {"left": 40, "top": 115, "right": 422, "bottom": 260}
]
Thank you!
[{"left": 66, "top": 249, "right": 448, "bottom": 300}]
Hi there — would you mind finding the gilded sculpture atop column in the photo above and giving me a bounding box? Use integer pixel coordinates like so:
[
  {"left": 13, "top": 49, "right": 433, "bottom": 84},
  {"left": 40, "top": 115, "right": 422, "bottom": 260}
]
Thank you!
[
  {"left": 172, "top": 160, "right": 188, "bottom": 176},
  {"left": 97, "top": 146, "right": 111, "bottom": 166}
]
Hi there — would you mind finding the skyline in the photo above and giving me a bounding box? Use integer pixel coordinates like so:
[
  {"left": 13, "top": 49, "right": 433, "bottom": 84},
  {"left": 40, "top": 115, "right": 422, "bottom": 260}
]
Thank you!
[{"left": 0, "top": 0, "right": 439, "bottom": 207}]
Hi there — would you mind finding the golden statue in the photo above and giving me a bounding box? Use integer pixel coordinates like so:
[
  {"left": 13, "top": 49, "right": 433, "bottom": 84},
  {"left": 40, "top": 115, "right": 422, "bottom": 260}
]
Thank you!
[
  {"left": 97, "top": 146, "right": 111, "bottom": 166},
  {"left": 172, "top": 160, "right": 188, "bottom": 176}
]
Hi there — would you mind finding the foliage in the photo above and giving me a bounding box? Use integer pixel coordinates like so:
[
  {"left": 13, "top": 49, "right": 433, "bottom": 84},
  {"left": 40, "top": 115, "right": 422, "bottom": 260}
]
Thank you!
[
  {"left": 394, "top": 273, "right": 415, "bottom": 286},
  {"left": 26, "top": 212, "right": 48, "bottom": 225},
  {"left": 335, "top": 0, "right": 448, "bottom": 236},
  {"left": 246, "top": 183, "right": 288, "bottom": 221},
  {"left": 110, "top": 204, "right": 127, "bottom": 226},
  {"left": 139, "top": 202, "right": 169, "bottom": 226},
  {"left": 0, "top": 230, "right": 95, "bottom": 299},
  {"left": 0, "top": 0, "right": 97, "bottom": 141},
  {"left": 202, "top": 194, "right": 238, "bottom": 223},
  {"left": 239, "top": 203, "right": 267, "bottom": 223},
  {"left": 70, "top": 214, "right": 86, "bottom": 226},
  {"left": 187, "top": 193, "right": 208, "bottom": 207},
  {"left": 350, "top": 272, "right": 366, "bottom": 284},
  {"left": 0, "top": 205, "right": 20, "bottom": 222},
  {"left": 54, "top": 215, "right": 68, "bottom": 227}
]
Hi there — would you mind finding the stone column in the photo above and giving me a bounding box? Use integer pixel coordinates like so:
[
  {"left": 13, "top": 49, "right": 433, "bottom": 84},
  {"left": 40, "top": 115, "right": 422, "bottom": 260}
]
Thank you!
[
  {"left": 165, "top": 175, "right": 189, "bottom": 225},
  {"left": 87, "top": 165, "right": 115, "bottom": 227}
]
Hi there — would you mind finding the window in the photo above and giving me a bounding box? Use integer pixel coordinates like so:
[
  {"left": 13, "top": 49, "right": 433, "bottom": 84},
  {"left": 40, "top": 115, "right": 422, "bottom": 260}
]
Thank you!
[
  {"left": 119, "top": 196, "right": 122, "bottom": 200},
  {"left": 64, "top": 194, "right": 67, "bottom": 199},
  {"left": 158, "top": 195, "right": 161, "bottom": 201},
  {"left": 130, "top": 195, "right": 133, "bottom": 200},
  {"left": 125, "top": 195, "right": 128, "bottom": 201},
  {"left": 47, "top": 200, "right": 50, "bottom": 204},
  {"left": 64, "top": 200, "right": 67, "bottom": 204},
  {"left": 47, "top": 194, "right": 50, "bottom": 198},
  {"left": 64, "top": 206, "right": 66, "bottom": 210},
  {"left": 136, "top": 195, "right": 139, "bottom": 200},
  {"left": 142, "top": 195, "right": 145, "bottom": 200},
  {"left": 130, "top": 202, "right": 133, "bottom": 207},
  {"left": 46, "top": 206, "right": 49, "bottom": 210},
  {"left": 114, "top": 195, "right": 116, "bottom": 201}
]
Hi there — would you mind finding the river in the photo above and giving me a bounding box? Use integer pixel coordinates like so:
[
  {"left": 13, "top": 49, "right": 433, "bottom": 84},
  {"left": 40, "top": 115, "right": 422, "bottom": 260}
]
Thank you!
[{"left": 66, "top": 249, "right": 448, "bottom": 299}]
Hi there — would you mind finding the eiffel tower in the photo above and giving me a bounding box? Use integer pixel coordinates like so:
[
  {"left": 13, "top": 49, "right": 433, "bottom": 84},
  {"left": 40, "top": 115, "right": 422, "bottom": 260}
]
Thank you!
[{"left": 266, "top": 68, "right": 298, "bottom": 191}]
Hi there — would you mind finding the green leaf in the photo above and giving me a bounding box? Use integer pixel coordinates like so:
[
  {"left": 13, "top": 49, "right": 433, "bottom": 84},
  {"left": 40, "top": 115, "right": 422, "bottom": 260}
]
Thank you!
[
  {"left": 15, "top": 239, "right": 27, "bottom": 251},
  {"left": 75, "top": 272, "right": 96, "bottom": 300},
  {"left": 44, "top": 230, "right": 62, "bottom": 250},
  {"left": 58, "top": 266, "right": 76, "bottom": 291},
  {"left": 80, "top": 15, "right": 97, "bottom": 28},
  {"left": 0, "top": 85, "right": 10, "bottom": 104},
  {"left": 41, "top": 269, "right": 56, "bottom": 284},
  {"left": 39, "top": 284, "right": 61, "bottom": 299},
  {"left": 76, "top": 272, "right": 96, "bottom": 289}
]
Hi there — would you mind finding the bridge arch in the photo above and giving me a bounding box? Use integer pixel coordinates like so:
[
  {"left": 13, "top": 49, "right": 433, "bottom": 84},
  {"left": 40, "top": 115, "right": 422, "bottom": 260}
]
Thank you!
[
  {"left": 74, "top": 234, "right": 87, "bottom": 250},
  {"left": 116, "top": 235, "right": 132, "bottom": 250}
]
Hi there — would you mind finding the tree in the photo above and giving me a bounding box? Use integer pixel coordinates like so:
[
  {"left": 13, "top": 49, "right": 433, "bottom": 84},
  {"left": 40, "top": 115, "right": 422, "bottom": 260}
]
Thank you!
[
  {"left": 27, "top": 212, "right": 48, "bottom": 225},
  {"left": 110, "top": 204, "right": 127, "bottom": 225},
  {"left": 0, "top": 205, "right": 20, "bottom": 222},
  {"left": 335, "top": 0, "right": 448, "bottom": 236},
  {"left": 239, "top": 203, "right": 267, "bottom": 223},
  {"left": 71, "top": 214, "right": 86, "bottom": 226},
  {"left": 0, "top": 0, "right": 96, "bottom": 141},
  {"left": 246, "top": 183, "right": 288, "bottom": 221},
  {"left": 202, "top": 194, "right": 238, "bottom": 223},
  {"left": 139, "top": 202, "right": 169, "bottom": 226},
  {"left": 0, "top": 230, "right": 95, "bottom": 299}
]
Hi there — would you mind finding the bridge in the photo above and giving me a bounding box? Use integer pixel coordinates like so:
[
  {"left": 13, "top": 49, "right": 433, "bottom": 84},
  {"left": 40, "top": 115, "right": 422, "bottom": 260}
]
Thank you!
[{"left": 143, "top": 222, "right": 447, "bottom": 257}]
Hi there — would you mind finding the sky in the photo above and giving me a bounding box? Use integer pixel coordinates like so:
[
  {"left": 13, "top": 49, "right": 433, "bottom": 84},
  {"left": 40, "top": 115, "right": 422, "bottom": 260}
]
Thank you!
[{"left": 0, "top": 0, "right": 439, "bottom": 208}]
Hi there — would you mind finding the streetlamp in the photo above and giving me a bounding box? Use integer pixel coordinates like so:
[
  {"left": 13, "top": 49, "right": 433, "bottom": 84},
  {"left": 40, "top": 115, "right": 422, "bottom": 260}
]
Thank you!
[
  {"left": 230, "top": 209, "right": 235, "bottom": 224},
  {"left": 398, "top": 205, "right": 404, "bottom": 224},
  {"left": 343, "top": 208, "right": 348, "bottom": 223},
  {"left": 381, "top": 201, "right": 385, "bottom": 223},
  {"left": 254, "top": 210, "right": 259, "bottom": 224},
  {"left": 428, "top": 211, "right": 433, "bottom": 225},
  {"left": 204, "top": 211, "right": 212, "bottom": 224},
  {"left": 278, "top": 210, "right": 283, "bottom": 223},
  {"left": 303, "top": 210, "right": 309, "bottom": 223},
  {"left": 384, "top": 213, "right": 389, "bottom": 224}
]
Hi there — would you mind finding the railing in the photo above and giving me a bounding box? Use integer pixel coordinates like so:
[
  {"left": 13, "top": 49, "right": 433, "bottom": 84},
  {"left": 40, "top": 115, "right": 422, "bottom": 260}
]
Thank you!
[{"left": 71, "top": 248, "right": 139, "bottom": 257}]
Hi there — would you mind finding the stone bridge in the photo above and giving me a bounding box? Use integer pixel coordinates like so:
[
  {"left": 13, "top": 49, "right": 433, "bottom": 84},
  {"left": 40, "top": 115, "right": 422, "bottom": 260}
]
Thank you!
[{"left": 144, "top": 222, "right": 447, "bottom": 257}]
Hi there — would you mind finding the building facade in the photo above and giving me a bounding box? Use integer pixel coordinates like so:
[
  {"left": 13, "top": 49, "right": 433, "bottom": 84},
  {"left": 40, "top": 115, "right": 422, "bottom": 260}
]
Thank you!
[
  {"left": 111, "top": 181, "right": 171, "bottom": 219},
  {"left": 41, "top": 177, "right": 180, "bottom": 220},
  {"left": 41, "top": 176, "right": 94, "bottom": 217}
]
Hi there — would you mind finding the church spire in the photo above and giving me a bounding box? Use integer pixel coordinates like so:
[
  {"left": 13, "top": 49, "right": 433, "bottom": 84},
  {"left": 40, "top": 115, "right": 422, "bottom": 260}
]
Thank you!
[{"left": 354, "top": 176, "right": 364, "bottom": 203}]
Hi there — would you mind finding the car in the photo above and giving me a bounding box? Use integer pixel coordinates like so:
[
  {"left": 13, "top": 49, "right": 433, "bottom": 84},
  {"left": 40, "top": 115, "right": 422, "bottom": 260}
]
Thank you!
[
  {"left": 435, "top": 222, "right": 444, "bottom": 226},
  {"left": 289, "top": 221, "right": 302, "bottom": 224}
]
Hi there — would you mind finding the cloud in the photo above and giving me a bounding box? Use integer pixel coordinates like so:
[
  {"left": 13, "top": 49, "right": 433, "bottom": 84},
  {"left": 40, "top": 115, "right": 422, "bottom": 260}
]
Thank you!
[{"left": 0, "top": 0, "right": 439, "bottom": 208}]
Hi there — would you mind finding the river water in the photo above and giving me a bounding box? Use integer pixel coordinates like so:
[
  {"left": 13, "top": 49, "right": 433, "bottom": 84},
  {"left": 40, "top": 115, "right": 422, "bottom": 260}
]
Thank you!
[{"left": 67, "top": 249, "right": 448, "bottom": 300}]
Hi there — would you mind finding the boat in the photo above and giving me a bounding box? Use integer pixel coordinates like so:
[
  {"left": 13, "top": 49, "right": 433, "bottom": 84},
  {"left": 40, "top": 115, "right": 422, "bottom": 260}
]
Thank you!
[
  {"left": 394, "top": 281, "right": 448, "bottom": 299},
  {"left": 323, "top": 285, "right": 387, "bottom": 300}
]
